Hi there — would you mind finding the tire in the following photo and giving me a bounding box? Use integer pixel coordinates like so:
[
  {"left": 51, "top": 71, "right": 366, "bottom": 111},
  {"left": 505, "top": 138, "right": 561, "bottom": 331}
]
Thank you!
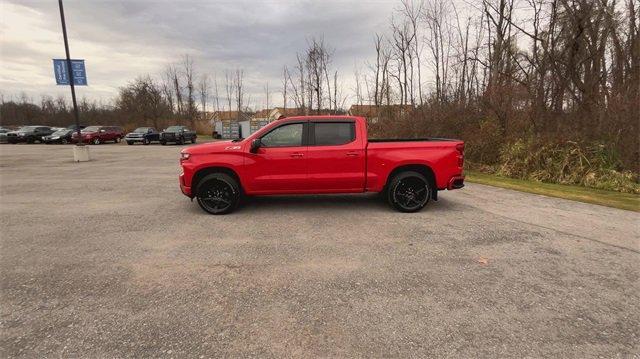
[
  {"left": 196, "top": 173, "right": 240, "bottom": 215},
  {"left": 177, "top": 137, "right": 184, "bottom": 145},
  {"left": 114, "top": 137, "right": 121, "bottom": 143},
  {"left": 387, "top": 171, "right": 431, "bottom": 213},
  {"left": 160, "top": 140, "right": 166, "bottom": 146},
  {"left": 126, "top": 141, "right": 133, "bottom": 145},
  {"left": 26, "top": 138, "right": 34, "bottom": 144},
  {"left": 191, "top": 137, "right": 196, "bottom": 144},
  {"left": 93, "top": 138, "right": 101, "bottom": 145},
  {"left": 143, "top": 138, "right": 150, "bottom": 145}
]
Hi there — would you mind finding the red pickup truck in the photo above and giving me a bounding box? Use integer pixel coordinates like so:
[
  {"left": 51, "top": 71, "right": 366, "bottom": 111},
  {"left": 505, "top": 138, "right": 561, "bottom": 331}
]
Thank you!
[{"left": 179, "top": 116, "right": 464, "bottom": 214}]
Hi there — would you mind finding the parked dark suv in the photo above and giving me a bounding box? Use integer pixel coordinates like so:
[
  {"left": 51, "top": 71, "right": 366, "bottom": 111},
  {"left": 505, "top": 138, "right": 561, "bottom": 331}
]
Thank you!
[
  {"left": 7, "top": 126, "right": 54, "bottom": 144},
  {"left": 42, "top": 128, "right": 74, "bottom": 144},
  {"left": 160, "top": 126, "right": 196, "bottom": 145},
  {"left": 125, "top": 127, "right": 160, "bottom": 145}
]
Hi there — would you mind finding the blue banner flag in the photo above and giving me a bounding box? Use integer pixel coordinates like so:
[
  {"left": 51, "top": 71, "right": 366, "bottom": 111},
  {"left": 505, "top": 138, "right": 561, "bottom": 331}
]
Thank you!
[{"left": 53, "top": 59, "right": 87, "bottom": 86}]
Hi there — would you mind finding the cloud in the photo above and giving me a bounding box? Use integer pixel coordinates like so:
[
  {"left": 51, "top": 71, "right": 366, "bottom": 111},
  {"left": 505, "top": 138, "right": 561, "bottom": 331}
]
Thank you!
[{"left": 1, "top": 0, "right": 398, "bottom": 109}]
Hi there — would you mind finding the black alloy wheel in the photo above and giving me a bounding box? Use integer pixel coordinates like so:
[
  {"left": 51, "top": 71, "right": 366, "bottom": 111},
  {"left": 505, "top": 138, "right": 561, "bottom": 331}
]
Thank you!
[
  {"left": 196, "top": 173, "right": 240, "bottom": 215},
  {"left": 388, "top": 171, "right": 431, "bottom": 213}
]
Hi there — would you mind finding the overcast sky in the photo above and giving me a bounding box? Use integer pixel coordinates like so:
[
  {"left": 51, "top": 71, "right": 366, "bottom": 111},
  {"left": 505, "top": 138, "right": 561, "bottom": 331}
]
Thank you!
[{"left": 0, "top": 0, "right": 410, "bottom": 109}]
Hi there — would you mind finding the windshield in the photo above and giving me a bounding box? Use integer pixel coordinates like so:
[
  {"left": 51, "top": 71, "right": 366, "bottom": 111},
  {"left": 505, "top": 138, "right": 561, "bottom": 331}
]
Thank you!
[
  {"left": 53, "top": 129, "right": 71, "bottom": 136},
  {"left": 134, "top": 127, "right": 149, "bottom": 133},
  {"left": 17, "top": 126, "right": 38, "bottom": 132},
  {"left": 82, "top": 126, "right": 101, "bottom": 132},
  {"left": 165, "top": 126, "right": 182, "bottom": 132}
]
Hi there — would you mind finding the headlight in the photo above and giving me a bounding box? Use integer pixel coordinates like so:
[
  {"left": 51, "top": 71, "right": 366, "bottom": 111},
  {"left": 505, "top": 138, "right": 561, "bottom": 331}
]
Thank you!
[{"left": 180, "top": 152, "right": 190, "bottom": 161}]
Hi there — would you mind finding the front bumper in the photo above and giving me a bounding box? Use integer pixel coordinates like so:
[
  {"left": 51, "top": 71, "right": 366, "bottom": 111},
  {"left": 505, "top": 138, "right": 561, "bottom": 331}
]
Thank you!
[
  {"left": 447, "top": 175, "right": 465, "bottom": 190},
  {"left": 126, "top": 137, "right": 145, "bottom": 142},
  {"left": 179, "top": 173, "right": 192, "bottom": 197}
]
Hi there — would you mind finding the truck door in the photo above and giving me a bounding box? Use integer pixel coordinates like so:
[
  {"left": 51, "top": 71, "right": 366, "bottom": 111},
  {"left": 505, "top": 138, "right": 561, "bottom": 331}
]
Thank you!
[
  {"left": 306, "top": 121, "right": 365, "bottom": 192},
  {"left": 244, "top": 121, "right": 308, "bottom": 193}
]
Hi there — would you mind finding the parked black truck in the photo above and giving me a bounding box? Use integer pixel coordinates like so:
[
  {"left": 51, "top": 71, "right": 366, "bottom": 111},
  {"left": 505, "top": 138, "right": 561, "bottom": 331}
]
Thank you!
[
  {"left": 7, "top": 126, "right": 54, "bottom": 144},
  {"left": 160, "top": 126, "right": 196, "bottom": 145},
  {"left": 125, "top": 127, "right": 160, "bottom": 145}
]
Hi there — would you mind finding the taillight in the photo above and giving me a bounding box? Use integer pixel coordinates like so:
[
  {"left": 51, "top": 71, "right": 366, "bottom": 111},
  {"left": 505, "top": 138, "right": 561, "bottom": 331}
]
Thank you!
[{"left": 456, "top": 143, "right": 464, "bottom": 167}]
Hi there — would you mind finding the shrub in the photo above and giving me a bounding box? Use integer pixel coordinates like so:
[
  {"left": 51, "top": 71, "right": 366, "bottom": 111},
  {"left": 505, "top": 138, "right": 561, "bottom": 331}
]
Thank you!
[{"left": 497, "top": 139, "right": 639, "bottom": 194}]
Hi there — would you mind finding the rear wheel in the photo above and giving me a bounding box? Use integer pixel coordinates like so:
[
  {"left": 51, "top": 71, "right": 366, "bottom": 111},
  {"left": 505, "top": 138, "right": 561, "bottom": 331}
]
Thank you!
[
  {"left": 93, "top": 138, "right": 101, "bottom": 145},
  {"left": 387, "top": 171, "right": 431, "bottom": 213},
  {"left": 126, "top": 141, "right": 133, "bottom": 145},
  {"left": 196, "top": 173, "right": 240, "bottom": 215}
]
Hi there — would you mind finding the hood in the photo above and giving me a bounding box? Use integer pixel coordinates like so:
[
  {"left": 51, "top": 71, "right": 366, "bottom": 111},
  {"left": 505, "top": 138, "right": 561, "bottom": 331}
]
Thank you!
[{"left": 183, "top": 140, "right": 241, "bottom": 155}]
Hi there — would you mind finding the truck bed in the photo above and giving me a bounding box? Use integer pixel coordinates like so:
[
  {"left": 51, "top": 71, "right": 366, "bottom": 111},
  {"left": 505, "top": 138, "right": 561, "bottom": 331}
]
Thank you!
[{"left": 368, "top": 137, "right": 459, "bottom": 142}]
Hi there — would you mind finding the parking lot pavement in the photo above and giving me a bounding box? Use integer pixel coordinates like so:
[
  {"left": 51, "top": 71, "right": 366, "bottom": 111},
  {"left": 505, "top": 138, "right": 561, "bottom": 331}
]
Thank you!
[{"left": 0, "top": 143, "right": 638, "bottom": 357}]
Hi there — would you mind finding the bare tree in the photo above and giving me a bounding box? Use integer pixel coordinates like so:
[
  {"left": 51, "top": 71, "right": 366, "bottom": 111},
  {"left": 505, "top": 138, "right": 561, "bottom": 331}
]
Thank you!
[
  {"left": 224, "top": 70, "right": 234, "bottom": 112},
  {"left": 235, "top": 69, "right": 244, "bottom": 117},
  {"left": 198, "top": 73, "right": 210, "bottom": 121}
]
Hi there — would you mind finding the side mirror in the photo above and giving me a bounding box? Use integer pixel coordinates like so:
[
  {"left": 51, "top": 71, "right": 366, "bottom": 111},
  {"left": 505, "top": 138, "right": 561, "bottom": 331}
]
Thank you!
[{"left": 250, "top": 138, "right": 262, "bottom": 153}]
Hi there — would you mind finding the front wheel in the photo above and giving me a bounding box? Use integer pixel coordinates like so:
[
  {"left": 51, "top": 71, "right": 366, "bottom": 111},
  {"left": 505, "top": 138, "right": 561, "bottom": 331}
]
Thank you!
[
  {"left": 387, "top": 171, "right": 431, "bottom": 213},
  {"left": 143, "top": 138, "right": 150, "bottom": 145},
  {"left": 196, "top": 173, "right": 240, "bottom": 215},
  {"left": 93, "top": 138, "right": 101, "bottom": 145}
]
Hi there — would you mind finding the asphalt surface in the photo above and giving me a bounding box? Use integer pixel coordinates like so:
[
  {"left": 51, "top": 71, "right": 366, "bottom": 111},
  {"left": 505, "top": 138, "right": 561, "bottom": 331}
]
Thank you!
[{"left": 1, "top": 143, "right": 638, "bottom": 358}]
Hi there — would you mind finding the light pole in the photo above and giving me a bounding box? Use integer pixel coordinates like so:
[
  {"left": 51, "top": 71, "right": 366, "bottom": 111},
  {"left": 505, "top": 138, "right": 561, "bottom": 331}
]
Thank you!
[{"left": 57, "top": 0, "right": 81, "bottom": 143}]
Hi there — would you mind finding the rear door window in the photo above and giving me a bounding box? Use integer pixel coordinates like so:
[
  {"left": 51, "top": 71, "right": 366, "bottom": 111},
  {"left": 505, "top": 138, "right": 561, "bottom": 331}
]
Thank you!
[{"left": 312, "top": 122, "right": 355, "bottom": 146}]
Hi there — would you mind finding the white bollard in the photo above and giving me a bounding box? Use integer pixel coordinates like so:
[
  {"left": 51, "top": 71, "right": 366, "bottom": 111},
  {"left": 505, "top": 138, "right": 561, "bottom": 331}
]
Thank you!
[{"left": 73, "top": 145, "right": 91, "bottom": 162}]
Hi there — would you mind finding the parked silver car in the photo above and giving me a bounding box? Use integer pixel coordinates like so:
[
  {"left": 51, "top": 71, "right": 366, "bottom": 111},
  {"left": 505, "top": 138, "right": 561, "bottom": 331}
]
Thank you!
[{"left": 0, "top": 127, "right": 11, "bottom": 144}]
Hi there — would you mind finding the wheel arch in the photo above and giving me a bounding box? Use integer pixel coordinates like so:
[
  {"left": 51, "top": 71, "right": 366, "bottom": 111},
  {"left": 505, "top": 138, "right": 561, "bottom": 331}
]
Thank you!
[
  {"left": 191, "top": 166, "right": 243, "bottom": 194},
  {"left": 384, "top": 164, "right": 436, "bottom": 198}
]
